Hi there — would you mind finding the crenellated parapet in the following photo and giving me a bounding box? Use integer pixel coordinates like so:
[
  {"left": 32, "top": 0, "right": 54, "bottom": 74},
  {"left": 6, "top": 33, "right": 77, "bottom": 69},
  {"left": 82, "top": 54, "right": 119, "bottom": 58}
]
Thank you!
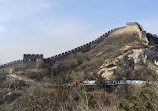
[
  {"left": 126, "top": 22, "right": 149, "bottom": 44},
  {"left": 43, "top": 25, "right": 127, "bottom": 63},
  {"left": 0, "top": 60, "right": 23, "bottom": 74},
  {"left": 0, "top": 54, "right": 44, "bottom": 74},
  {"left": 23, "top": 54, "right": 43, "bottom": 62},
  {"left": 23, "top": 54, "right": 44, "bottom": 69},
  {"left": 42, "top": 23, "right": 136, "bottom": 63},
  {"left": 0, "top": 22, "right": 148, "bottom": 73},
  {"left": 45, "top": 22, "right": 148, "bottom": 63},
  {"left": 126, "top": 22, "right": 139, "bottom": 26},
  {"left": 0, "top": 60, "right": 23, "bottom": 68}
]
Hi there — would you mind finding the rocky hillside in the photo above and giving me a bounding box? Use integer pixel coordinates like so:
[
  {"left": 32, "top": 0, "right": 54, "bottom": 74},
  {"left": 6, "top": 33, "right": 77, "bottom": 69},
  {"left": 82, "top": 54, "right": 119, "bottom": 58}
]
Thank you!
[
  {"left": 39, "top": 22, "right": 158, "bottom": 83},
  {"left": 1, "top": 22, "right": 157, "bottom": 83},
  {"left": 1, "top": 22, "right": 158, "bottom": 83},
  {"left": 0, "top": 22, "right": 158, "bottom": 111}
]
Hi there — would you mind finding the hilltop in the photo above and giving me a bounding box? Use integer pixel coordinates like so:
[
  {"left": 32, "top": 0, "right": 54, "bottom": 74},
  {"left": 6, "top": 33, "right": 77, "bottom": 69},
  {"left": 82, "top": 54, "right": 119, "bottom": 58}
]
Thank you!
[{"left": 0, "top": 22, "right": 158, "bottom": 110}]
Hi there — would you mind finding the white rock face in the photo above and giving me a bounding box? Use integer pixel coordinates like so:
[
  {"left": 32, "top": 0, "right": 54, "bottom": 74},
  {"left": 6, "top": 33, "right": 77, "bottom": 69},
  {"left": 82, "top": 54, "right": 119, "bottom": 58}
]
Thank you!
[
  {"left": 98, "top": 48, "right": 147, "bottom": 79},
  {"left": 99, "top": 65, "right": 117, "bottom": 80},
  {"left": 128, "top": 49, "right": 146, "bottom": 64}
]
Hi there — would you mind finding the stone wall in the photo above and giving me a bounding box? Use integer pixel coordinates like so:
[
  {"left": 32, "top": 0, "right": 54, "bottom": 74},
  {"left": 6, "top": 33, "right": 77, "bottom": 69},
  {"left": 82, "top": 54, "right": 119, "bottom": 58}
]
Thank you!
[
  {"left": 0, "top": 22, "right": 147, "bottom": 74},
  {"left": 0, "top": 54, "right": 44, "bottom": 74},
  {"left": 43, "top": 25, "right": 127, "bottom": 64},
  {"left": 23, "top": 54, "right": 44, "bottom": 69},
  {"left": 126, "top": 22, "right": 148, "bottom": 44},
  {"left": 44, "top": 22, "right": 147, "bottom": 64},
  {"left": 0, "top": 60, "right": 23, "bottom": 74}
]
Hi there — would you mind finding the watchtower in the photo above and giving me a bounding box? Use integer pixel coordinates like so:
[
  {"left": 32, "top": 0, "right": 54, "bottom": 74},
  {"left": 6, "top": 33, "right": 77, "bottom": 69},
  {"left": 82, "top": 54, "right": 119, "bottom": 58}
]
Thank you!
[{"left": 23, "top": 54, "right": 44, "bottom": 69}]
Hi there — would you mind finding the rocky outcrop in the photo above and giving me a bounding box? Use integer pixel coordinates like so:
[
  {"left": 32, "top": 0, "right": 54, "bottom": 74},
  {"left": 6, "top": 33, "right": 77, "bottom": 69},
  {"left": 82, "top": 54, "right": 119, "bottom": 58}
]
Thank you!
[
  {"left": 99, "top": 48, "right": 148, "bottom": 79},
  {"left": 97, "top": 22, "right": 158, "bottom": 80}
]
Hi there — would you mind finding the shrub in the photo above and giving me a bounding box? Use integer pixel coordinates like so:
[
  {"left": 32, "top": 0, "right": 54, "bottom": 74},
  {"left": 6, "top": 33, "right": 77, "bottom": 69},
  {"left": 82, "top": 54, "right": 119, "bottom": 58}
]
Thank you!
[
  {"left": 95, "top": 76, "right": 106, "bottom": 88},
  {"left": 120, "top": 83, "right": 158, "bottom": 110}
]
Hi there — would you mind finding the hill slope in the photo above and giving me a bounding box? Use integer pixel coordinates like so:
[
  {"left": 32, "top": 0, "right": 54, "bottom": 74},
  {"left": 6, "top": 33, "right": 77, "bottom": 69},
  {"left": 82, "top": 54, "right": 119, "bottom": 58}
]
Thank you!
[
  {"left": 1, "top": 22, "right": 158, "bottom": 110},
  {"left": 40, "top": 22, "right": 158, "bottom": 83}
]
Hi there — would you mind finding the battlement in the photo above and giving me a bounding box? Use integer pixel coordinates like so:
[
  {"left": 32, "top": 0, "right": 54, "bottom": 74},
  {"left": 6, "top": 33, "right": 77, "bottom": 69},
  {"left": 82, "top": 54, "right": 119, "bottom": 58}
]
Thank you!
[
  {"left": 0, "top": 22, "right": 148, "bottom": 73},
  {"left": 23, "top": 54, "right": 43, "bottom": 63},
  {"left": 44, "top": 22, "right": 148, "bottom": 62},
  {"left": 125, "top": 22, "right": 148, "bottom": 44},
  {"left": 23, "top": 54, "right": 43, "bottom": 58},
  {"left": 23, "top": 54, "right": 44, "bottom": 69},
  {"left": 0, "top": 60, "right": 23, "bottom": 68},
  {"left": 126, "top": 22, "right": 144, "bottom": 31},
  {"left": 126, "top": 22, "right": 139, "bottom": 26}
]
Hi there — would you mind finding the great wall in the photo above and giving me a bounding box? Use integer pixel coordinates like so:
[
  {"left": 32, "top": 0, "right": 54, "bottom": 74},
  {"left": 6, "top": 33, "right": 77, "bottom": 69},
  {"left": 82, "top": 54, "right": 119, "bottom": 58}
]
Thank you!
[{"left": 0, "top": 22, "right": 148, "bottom": 74}]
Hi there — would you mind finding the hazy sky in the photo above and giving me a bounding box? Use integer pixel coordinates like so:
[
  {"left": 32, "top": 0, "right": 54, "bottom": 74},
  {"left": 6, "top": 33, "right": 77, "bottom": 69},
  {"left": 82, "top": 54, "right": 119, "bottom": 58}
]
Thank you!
[{"left": 0, "top": 0, "right": 158, "bottom": 64}]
